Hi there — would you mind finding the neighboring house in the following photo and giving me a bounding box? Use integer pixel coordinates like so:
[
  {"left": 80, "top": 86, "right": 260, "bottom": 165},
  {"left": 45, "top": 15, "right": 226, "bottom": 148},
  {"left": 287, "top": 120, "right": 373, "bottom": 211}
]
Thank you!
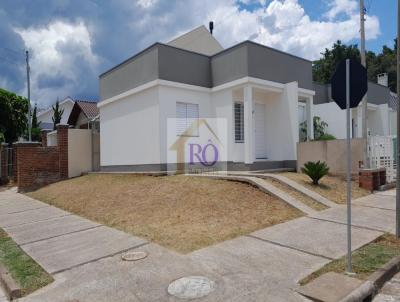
[
  {"left": 37, "top": 97, "right": 75, "bottom": 130},
  {"left": 313, "top": 76, "right": 398, "bottom": 139},
  {"left": 98, "top": 25, "right": 316, "bottom": 171},
  {"left": 67, "top": 100, "right": 99, "bottom": 129}
]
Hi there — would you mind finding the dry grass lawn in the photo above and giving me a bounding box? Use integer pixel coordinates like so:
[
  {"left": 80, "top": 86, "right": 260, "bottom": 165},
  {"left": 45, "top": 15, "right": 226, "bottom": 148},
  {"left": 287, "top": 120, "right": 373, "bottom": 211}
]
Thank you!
[
  {"left": 279, "top": 172, "right": 370, "bottom": 204},
  {"left": 27, "top": 174, "right": 302, "bottom": 253}
]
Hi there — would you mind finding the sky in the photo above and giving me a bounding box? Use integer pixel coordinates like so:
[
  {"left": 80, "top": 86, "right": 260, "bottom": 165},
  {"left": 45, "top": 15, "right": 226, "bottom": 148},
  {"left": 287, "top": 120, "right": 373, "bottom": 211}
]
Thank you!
[{"left": 0, "top": 0, "right": 396, "bottom": 108}]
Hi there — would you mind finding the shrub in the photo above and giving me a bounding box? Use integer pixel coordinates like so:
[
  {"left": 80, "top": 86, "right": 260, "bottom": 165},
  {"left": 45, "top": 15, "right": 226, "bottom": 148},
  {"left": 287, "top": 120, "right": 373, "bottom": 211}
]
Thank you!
[
  {"left": 317, "top": 133, "right": 336, "bottom": 141},
  {"left": 301, "top": 161, "right": 329, "bottom": 185}
]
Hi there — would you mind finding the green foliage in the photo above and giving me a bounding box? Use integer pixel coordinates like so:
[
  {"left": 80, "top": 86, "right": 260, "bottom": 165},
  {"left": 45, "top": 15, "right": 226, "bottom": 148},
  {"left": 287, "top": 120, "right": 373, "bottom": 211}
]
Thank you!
[
  {"left": 31, "top": 105, "right": 41, "bottom": 141},
  {"left": 300, "top": 116, "right": 333, "bottom": 141},
  {"left": 313, "top": 39, "right": 397, "bottom": 92},
  {"left": 301, "top": 161, "right": 329, "bottom": 185},
  {"left": 52, "top": 100, "right": 64, "bottom": 130},
  {"left": 0, "top": 88, "right": 28, "bottom": 143},
  {"left": 318, "top": 133, "right": 336, "bottom": 141}
]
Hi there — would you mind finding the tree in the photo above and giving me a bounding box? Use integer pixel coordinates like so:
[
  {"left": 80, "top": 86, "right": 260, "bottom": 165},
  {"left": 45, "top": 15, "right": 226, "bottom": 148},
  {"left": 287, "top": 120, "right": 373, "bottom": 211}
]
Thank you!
[
  {"left": 31, "top": 105, "right": 41, "bottom": 141},
  {"left": 52, "top": 100, "right": 64, "bottom": 130},
  {"left": 0, "top": 88, "right": 28, "bottom": 143},
  {"left": 313, "top": 39, "right": 397, "bottom": 92}
]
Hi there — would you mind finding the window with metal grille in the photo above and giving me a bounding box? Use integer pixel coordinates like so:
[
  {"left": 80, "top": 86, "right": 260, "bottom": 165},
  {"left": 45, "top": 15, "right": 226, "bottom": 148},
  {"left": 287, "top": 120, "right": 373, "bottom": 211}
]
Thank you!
[
  {"left": 176, "top": 102, "right": 199, "bottom": 136},
  {"left": 234, "top": 102, "right": 244, "bottom": 142}
]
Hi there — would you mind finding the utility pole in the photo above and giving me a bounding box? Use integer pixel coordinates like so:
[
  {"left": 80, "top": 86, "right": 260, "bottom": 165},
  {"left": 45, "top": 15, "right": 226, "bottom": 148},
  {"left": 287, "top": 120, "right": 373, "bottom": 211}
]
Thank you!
[
  {"left": 396, "top": 0, "right": 400, "bottom": 238},
  {"left": 25, "top": 50, "right": 31, "bottom": 142},
  {"left": 360, "top": 0, "right": 369, "bottom": 168}
]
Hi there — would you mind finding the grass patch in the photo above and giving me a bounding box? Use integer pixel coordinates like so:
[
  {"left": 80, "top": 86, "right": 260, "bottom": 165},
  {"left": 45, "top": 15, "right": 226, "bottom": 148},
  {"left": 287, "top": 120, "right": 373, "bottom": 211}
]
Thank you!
[
  {"left": 300, "top": 234, "right": 400, "bottom": 285},
  {"left": 0, "top": 228, "right": 53, "bottom": 296},
  {"left": 264, "top": 178, "right": 328, "bottom": 211},
  {"left": 27, "top": 174, "right": 303, "bottom": 253},
  {"left": 279, "top": 172, "right": 370, "bottom": 204}
]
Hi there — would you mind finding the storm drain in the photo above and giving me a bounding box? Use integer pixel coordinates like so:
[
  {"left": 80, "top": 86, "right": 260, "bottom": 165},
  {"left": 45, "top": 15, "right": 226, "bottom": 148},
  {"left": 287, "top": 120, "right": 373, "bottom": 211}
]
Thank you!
[
  {"left": 167, "top": 276, "right": 215, "bottom": 299},
  {"left": 121, "top": 251, "right": 148, "bottom": 261}
]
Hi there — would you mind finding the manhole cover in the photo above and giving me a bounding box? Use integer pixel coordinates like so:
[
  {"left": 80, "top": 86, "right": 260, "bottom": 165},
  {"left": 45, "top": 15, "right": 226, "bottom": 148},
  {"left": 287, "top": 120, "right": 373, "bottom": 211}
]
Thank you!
[
  {"left": 167, "top": 276, "right": 215, "bottom": 299},
  {"left": 121, "top": 251, "right": 147, "bottom": 261}
]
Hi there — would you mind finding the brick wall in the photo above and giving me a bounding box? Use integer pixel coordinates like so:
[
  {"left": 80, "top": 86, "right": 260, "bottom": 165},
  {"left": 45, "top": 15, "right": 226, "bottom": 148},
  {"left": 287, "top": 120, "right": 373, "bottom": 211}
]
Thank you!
[
  {"left": 0, "top": 144, "right": 8, "bottom": 184},
  {"left": 15, "top": 124, "right": 70, "bottom": 192},
  {"left": 359, "top": 168, "right": 386, "bottom": 192}
]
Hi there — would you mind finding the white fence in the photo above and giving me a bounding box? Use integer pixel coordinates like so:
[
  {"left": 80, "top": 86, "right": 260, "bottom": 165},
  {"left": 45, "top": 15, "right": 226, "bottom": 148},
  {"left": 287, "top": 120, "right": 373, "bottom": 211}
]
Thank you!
[{"left": 368, "top": 135, "right": 397, "bottom": 183}]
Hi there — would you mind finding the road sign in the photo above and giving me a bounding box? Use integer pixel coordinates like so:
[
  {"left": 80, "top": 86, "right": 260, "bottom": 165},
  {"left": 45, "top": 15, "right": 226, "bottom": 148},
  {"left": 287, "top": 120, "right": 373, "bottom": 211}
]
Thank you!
[{"left": 331, "top": 59, "right": 368, "bottom": 110}]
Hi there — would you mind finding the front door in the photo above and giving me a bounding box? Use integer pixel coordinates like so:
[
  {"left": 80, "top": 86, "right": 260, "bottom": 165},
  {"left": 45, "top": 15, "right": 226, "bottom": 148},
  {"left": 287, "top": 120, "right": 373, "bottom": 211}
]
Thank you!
[{"left": 255, "top": 103, "right": 267, "bottom": 159}]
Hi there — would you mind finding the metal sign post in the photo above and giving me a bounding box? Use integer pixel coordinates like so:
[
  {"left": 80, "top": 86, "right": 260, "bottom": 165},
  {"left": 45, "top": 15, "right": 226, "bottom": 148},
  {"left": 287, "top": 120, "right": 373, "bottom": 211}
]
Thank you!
[
  {"left": 331, "top": 58, "right": 367, "bottom": 274},
  {"left": 345, "top": 59, "right": 352, "bottom": 273}
]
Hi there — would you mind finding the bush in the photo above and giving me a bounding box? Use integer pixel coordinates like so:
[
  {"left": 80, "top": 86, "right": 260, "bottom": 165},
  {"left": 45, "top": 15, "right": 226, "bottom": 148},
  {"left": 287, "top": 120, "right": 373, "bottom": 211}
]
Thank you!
[
  {"left": 316, "top": 133, "right": 336, "bottom": 141},
  {"left": 301, "top": 161, "right": 329, "bottom": 185}
]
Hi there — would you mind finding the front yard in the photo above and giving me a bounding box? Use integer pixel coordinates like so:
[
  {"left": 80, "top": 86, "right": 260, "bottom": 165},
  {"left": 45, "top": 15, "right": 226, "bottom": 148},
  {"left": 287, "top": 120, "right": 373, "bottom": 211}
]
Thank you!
[
  {"left": 279, "top": 172, "right": 370, "bottom": 204},
  {"left": 27, "top": 174, "right": 302, "bottom": 253}
]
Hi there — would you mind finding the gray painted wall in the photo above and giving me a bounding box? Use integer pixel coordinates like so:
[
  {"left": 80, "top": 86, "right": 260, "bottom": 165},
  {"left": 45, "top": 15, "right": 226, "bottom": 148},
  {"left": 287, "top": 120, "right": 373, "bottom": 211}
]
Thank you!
[
  {"left": 211, "top": 44, "right": 248, "bottom": 86},
  {"left": 158, "top": 44, "right": 211, "bottom": 88},
  {"left": 247, "top": 42, "right": 313, "bottom": 90},
  {"left": 314, "top": 81, "right": 391, "bottom": 106},
  {"left": 100, "top": 41, "right": 315, "bottom": 101},
  {"left": 100, "top": 46, "right": 159, "bottom": 101}
]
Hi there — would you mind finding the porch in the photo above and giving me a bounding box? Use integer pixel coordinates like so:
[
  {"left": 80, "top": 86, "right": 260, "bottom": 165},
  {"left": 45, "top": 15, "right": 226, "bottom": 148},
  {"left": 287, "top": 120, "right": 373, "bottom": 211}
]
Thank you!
[{"left": 229, "top": 80, "right": 314, "bottom": 165}]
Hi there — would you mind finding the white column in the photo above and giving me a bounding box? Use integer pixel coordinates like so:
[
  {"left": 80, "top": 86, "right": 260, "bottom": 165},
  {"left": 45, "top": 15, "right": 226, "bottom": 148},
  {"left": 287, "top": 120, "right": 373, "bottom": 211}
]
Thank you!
[
  {"left": 244, "top": 85, "right": 254, "bottom": 164},
  {"left": 306, "top": 96, "right": 314, "bottom": 140},
  {"left": 356, "top": 106, "right": 363, "bottom": 137}
]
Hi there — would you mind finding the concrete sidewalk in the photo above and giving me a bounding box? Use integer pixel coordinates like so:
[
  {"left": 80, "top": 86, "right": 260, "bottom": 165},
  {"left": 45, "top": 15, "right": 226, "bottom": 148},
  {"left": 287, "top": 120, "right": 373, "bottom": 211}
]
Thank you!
[{"left": 0, "top": 189, "right": 395, "bottom": 301}]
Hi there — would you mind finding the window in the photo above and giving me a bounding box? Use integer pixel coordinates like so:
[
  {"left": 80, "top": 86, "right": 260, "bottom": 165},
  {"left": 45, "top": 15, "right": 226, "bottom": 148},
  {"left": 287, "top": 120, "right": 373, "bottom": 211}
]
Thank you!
[
  {"left": 176, "top": 102, "right": 199, "bottom": 136},
  {"left": 234, "top": 102, "right": 244, "bottom": 142}
]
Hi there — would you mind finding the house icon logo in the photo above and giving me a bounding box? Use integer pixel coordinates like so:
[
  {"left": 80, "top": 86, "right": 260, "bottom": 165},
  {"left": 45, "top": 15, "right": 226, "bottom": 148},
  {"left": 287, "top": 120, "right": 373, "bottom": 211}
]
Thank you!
[{"left": 167, "top": 118, "right": 227, "bottom": 173}]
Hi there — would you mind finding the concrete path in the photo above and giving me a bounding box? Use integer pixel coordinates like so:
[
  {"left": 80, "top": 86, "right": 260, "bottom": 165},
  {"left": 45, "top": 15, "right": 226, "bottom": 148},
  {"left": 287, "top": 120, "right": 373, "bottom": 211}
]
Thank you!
[
  {"left": 0, "top": 188, "right": 395, "bottom": 301},
  {"left": 0, "top": 286, "right": 7, "bottom": 302},
  {"left": 0, "top": 191, "right": 147, "bottom": 275},
  {"left": 225, "top": 171, "right": 338, "bottom": 208},
  {"left": 195, "top": 174, "right": 318, "bottom": 215}
]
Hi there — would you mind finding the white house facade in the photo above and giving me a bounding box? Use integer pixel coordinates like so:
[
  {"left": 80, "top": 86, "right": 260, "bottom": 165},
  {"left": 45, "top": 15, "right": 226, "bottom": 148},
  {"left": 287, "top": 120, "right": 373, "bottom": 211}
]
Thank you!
[
  {"left": 313, "top": 81, "right": 397, "bottom": 139},
  {"left": 37, "top": 97, "right": 75, "bottom": 130},
  {"left": 98, "top": 26, "right": 315, "bottom": 172}
]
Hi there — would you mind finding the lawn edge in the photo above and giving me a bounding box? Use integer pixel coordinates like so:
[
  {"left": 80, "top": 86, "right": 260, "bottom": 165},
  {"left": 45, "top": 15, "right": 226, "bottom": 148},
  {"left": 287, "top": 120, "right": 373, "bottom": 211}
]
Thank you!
[
  {"left": 319, "top": 256, "right": 400, "bottom": 302},
  {"left": 0, "top": 263, "right": 22, "bottom": 300}
]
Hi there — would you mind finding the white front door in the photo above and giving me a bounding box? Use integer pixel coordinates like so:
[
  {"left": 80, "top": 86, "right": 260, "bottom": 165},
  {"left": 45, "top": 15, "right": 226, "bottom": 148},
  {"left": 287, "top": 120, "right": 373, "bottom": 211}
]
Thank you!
[{"left": 255, "top": 103, "right": 267, "bottom": 159}]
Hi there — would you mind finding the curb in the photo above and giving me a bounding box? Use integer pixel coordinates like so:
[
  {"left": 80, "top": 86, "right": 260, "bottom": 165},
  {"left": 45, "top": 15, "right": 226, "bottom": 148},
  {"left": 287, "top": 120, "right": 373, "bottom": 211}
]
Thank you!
[
  {"left": 0, "top": 264, "right": 22, "bottom": 300},
  {"left": 339, "top": 256, "right": 400, "bottom": 302}
]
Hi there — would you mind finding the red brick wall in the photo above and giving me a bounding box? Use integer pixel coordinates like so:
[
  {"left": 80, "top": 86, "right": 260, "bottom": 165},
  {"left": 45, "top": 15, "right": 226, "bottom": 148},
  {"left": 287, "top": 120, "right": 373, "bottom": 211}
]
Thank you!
[
  {"left": 359, "top": 168, "right": 386, "bottom": 192},
  {"left": 15, "top": 143, "right": 60, "bottom": 191},
  {"left": 15, "top": 124, "right": 71, "bottom": 191},
  {"left": 57, "top": 125, "right": 68, "bottom": 179},
  {"left": 0, "top": 145, "right": 8, "bottom": 184}
]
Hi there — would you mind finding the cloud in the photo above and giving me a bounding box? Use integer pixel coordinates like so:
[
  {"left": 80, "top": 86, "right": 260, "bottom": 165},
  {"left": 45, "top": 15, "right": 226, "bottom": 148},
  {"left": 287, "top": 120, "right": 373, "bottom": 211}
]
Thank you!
[
  {"left": 14, "top": 20, "right": 99, "bottom": 106},
  {"left": 0, "top": 0, "right": 381, "bottom": 107}
]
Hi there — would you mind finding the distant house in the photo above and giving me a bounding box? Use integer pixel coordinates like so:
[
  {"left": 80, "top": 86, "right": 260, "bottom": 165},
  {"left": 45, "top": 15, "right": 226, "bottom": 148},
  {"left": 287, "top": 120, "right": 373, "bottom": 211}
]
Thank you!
[
  {"left": 313, "top": 76, "right": 397, "bottom": 138},
  {"left": 98, "top": 25, "right": 315, "bottom": 172},
  {"left": 37, "top": 97, "right": 75, "bottom": 130},
  {"left": 67, "top": 100, "right": 99, "bottom": 129}
]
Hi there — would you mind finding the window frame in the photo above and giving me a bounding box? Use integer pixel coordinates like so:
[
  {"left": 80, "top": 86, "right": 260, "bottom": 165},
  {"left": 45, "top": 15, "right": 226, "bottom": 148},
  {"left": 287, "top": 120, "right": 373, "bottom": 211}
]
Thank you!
[
  {"left": 176, "top": 102, "right": 199, "bottom": 137},
  {"left": 234, "top": 102, "right": 244, "bottom": 143}
]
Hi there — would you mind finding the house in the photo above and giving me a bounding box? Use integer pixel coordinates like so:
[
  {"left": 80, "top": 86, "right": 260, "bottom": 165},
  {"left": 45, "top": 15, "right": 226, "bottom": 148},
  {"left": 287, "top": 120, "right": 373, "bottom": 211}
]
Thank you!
[
  {"left": 67, "top": 100, "right": 99, "bottom": 129},
  {"left": 98, "top": 25, "right": 315, "bottom": 172},
  {"left": 313, "top": 75, "right": 398, "bottom": 139},
  {"left": 37, "top": 97, "right": 75, "bottom": 130}
]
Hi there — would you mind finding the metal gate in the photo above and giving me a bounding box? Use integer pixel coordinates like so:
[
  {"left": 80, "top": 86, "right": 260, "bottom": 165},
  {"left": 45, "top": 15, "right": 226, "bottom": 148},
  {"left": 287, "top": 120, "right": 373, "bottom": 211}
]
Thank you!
[
  {"left": 368, "top": 135, "right": 396, "bottom": 183},
  {"left": 0, "top": 146, "right": 14, "bottom": 181}
]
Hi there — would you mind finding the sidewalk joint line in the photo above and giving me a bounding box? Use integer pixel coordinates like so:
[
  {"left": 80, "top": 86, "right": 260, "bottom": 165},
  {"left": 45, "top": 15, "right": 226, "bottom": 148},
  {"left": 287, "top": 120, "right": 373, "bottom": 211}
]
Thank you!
[
  {"left": 306, "top": 216, "right": 387, "bottom": 233},
  {"left": 52, "top": 241, "right": 150, "bottom": 275},
  {"left": 245, "top": 234, "right": 333, "bottom": 260},
  {"left": 19, "top": 225, "right": 103, "bottom": 246},
  {"left": 2, "top": 214, "right": 72, "bottom": 228},
  {"left": 353, "top": 204, "right": 395, "bottom": 212},
  {"left": 3, "top": 205, "right": 49, "bottom": 215}
]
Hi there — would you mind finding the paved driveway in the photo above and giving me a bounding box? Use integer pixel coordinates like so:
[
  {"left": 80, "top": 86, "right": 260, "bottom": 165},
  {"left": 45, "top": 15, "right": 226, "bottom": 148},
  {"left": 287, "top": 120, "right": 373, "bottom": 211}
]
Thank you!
[{"left": 0, "top": 189, "right": 395, "bottom": 301}]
